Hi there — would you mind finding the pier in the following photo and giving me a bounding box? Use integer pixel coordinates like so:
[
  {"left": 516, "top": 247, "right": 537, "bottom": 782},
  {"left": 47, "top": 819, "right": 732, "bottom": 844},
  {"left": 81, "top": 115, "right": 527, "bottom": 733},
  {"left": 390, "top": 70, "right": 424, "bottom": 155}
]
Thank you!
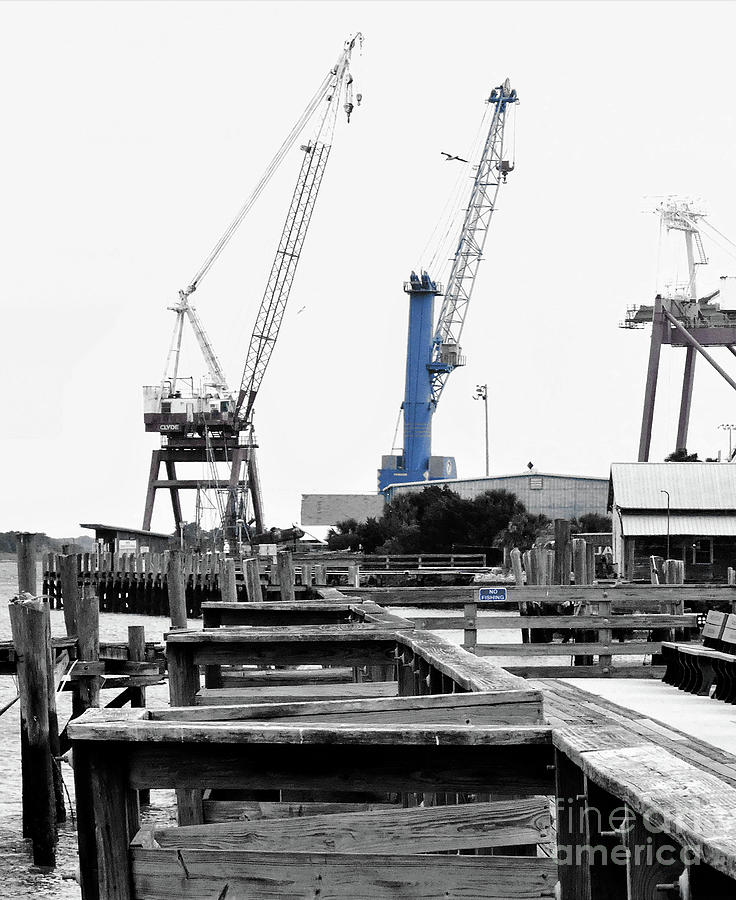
[{"left": 6, "top": 541, "right": 736, "bottom": 897}]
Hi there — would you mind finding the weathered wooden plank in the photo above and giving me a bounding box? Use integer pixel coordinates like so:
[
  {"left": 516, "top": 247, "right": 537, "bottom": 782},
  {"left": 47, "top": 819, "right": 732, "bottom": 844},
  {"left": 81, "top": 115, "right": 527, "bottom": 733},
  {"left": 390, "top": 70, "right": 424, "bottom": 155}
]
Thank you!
[
  {"left": 407, "top": 633, "right": 535, "bottom": 694},
  {"left": 202, "top": 800, "right": 398, "bottom": 823},
  {"left": 167, "top": 624, "right": 401, "bottom": 642},
  {"left": 120, "top": 740, "right": 555, "bottom": 796},
  {"left": 131, "top": 850, "right": 558, "bottom": 899},
  {"left": 69, "top": 717, "right": 552, "bottom": 746},
  {"left": 218, "top": 667, "right": 354, "bottom": 687},
  {"left": 196, "top": 682, "right": 399, "bottom": 705},
  {"left": 192, "top": 640, "right": 399, "bottom": 669},
  {"left": 136, "top": 797, "right": 551, "bottom": 854},
  {"left": 154, "top": 690, "right": 543, "bottom": 726},
  {"left": 410, "top": 614, "right": 698, "bottom": 630},
  {"left": 476, "top": 642, "right": 665, "bottom": 657},
  {"left": 508, "top": 665, "right": 665, "bottom": 679},
  {"left": 573, "top": 744, "right": 736, "bottom": 880}
]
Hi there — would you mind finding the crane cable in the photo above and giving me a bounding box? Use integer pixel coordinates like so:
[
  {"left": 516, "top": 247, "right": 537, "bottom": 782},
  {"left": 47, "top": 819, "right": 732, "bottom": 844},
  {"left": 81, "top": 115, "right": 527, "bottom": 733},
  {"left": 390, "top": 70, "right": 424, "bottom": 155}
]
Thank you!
[{"left": 183, "top": 68, "right": 334, "bottom": 297}]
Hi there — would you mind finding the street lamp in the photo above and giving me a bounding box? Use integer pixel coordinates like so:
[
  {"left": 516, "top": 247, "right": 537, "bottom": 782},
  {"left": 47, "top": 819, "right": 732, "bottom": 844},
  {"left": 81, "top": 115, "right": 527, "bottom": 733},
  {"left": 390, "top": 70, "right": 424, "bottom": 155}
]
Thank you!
[
  {"left": 473, "top": 384, "right": 489, "bottom": 477},
  {"left": 660, "top": 490, "right": 670, "bottom": 561},
  {"left": 719, "top": 423, "right": 736, "bottom": 460}
]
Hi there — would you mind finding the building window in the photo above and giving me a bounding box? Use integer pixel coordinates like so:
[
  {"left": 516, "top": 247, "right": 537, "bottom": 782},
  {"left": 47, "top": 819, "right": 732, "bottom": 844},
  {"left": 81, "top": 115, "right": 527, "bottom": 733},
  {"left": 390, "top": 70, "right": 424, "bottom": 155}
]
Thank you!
[
  {"left": 692, "top": 539, "right": 713, "bottom": 565},
  {"left": 529, "top": 476, "right": 544, "bottom": 490}
]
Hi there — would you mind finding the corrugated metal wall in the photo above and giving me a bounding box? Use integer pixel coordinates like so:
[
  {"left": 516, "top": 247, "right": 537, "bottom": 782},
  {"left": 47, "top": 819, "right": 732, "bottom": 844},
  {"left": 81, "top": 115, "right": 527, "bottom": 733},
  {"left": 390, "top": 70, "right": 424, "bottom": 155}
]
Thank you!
[{"left": 389, "top": 473, "right": 609, "bottom": 520}]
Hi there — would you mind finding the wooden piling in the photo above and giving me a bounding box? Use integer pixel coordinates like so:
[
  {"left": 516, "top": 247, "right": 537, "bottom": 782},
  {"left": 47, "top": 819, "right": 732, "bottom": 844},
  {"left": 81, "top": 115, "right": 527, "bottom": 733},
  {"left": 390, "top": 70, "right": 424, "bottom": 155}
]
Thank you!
[
  {"left": 9, "top": 596, "right": 57, "bottom": 867},
  {"left": 510, "top": 548, "right": 524, "bottom": 586},
  {"left": 17, "top": 532, "right": 37, "bottom": 594},
  {"left": 221, "top": 558, "right": 238, "bottom": 604},
  {"left": 243, "top": 556, "right": 261, "bottom": 602},
  {"left": 572, "top": 538, "right": 587, "bottom": 586},
  {"left": 553, "top": 519, "right": 571, "bottom": 585},
  {"left": 167, "top": 550, "right": 187, "bottom": 629},
  {"left": 74, "top": 581, "right": 100, "bottom": 717},
  {"left": 276, "top": 550, "right": 296, "bottom": 602},
  {"left": 44, "top": 604, "right": 66, "bottom": 823},
  {"left": 585, "top": 543, "right": 595, "bottom": 584},
  {"left": 59, "top": 553, "right": 79, "bottom": 636}
]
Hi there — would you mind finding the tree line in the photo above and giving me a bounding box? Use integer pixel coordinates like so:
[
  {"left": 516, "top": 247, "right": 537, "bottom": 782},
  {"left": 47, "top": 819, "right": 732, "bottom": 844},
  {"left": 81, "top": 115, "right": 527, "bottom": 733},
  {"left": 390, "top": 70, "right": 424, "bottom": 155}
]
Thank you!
[{"left": 326, "top": 486, "right": 611, "bottom": 555}]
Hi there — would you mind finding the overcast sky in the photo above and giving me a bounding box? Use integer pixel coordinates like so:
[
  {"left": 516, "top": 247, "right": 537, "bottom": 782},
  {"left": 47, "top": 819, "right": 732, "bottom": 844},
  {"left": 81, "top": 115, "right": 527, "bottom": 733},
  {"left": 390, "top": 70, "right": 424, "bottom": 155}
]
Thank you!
[{"left": 3, "top": 1, "right": 736, "bottom": 538}]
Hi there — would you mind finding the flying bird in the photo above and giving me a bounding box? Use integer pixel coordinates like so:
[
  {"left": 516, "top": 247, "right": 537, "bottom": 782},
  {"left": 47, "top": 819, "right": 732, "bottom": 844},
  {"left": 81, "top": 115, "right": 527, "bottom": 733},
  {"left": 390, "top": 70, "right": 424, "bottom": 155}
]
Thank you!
[{"left": 441, "top": 151, "right": 468, "bottom": 163}]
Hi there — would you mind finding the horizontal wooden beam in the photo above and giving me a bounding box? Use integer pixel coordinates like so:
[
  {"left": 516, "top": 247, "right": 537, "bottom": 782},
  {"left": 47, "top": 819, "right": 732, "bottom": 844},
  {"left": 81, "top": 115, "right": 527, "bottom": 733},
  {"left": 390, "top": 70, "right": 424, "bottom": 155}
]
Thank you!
[
  {"left": 411, "top": 614, "right": 698, "bottom": 630},
  {"left": 154, "top": 690, "right": 543, "bottom": 725},
  {"left": 135, "top": 797, "right": 551, "bottom": 855},
  {"left": 195, "top": 682, "right": 399, "bottom": 706},
  {"left": 476, "top": 642, "right": 665, "bottom": 657},
  {"left": 202, "top": 800, "right": 396, "bottom": 823},
  {"left": 507, "top": 665, "right": 666, "bottom": 679},
  {"left": 130, "top": 849, "right": 558, "bottom": 899}
]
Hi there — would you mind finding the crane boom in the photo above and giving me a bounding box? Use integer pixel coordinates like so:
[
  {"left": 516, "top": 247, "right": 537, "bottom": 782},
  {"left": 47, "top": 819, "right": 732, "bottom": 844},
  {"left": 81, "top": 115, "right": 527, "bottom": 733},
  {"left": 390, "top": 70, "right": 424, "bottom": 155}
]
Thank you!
[
  {"left": 234, "top": 35, "right": 360, "bottom": 423},
  {"left": 234, "top": 139, "right": 332, "bottom": 422},
  {"left": 429, "top": 79, "right": 518, "bottom": 405}
]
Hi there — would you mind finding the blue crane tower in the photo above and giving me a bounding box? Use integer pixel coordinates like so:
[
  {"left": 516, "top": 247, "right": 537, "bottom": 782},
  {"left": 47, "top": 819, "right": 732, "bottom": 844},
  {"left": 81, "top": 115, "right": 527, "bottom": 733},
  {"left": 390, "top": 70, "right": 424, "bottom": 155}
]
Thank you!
[{"left": 378, "top": 79, "right": 518, "bottom": 492}]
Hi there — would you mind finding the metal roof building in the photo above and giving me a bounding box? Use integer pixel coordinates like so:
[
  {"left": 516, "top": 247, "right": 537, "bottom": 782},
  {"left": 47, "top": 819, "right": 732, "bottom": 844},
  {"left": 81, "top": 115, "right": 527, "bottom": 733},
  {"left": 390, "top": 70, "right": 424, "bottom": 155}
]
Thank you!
[
  {"left": 608, "top": 463, "right": 736, "bottom": 581},
  {"left": 387, "top": 471, "right": 609, "bottom": 521}
]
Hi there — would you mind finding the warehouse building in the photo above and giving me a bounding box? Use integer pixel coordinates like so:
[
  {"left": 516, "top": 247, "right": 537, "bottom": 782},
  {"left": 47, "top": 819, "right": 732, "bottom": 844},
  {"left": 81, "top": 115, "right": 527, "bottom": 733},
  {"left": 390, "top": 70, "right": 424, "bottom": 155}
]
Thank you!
[
  {"left": 609, "top": 462, "right": 736, "bottom": 581},
  {"left": 301, "top": 470, "right": 608, "bottom": 527}
]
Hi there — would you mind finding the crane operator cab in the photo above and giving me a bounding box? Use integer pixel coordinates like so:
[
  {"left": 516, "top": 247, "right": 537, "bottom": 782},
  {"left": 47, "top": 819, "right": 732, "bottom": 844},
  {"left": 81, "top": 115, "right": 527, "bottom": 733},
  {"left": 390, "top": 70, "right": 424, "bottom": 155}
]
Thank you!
[{"left": 142, "top": 380, "right": 236, "bottom": 435}]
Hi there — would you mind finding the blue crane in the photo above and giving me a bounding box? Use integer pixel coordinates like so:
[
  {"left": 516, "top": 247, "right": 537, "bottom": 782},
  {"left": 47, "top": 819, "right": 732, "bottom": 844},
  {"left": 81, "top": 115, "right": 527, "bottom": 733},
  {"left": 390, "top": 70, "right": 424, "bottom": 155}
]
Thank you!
[{"left": 378, "top": 79, "right": 518, "bottom": 492}]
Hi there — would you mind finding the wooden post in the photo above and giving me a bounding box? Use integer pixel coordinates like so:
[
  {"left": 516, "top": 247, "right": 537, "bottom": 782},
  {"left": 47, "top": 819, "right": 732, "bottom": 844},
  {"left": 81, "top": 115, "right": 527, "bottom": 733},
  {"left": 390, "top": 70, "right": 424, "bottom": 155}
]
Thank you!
[
  {"left": 74, "top": 581, "right": 100, "bottom": 717},
  {"left": 463, "top": 602, "right": 477, "bottom": 654},
  {"left": 554, "top": 750, "right": 591, "bottom": 900},
  {"left": 242, "top": 556, "right": 261, "bottom": 602},
  {"left": 127, "top": 626, "right": 146, "bottom": 709},
  {"left": 510, "top": 548, "right": 524, "bottom": 585},
  {"left": 9, "top": 596, "right": 57, "bottom": 867},
  {"left": 127, "top": 625, "right": 150, "bottom": 807},
  {"left": 221, "top": 557, "right": 238, "bottom": 603},
  {"left": 348, "top": 563, "right": 360, "bottom": 588},
  {"left": 166, "top": 643, "right": 203, "bottom": 825},
  {"left": 313, "top": 562, "right": 326, "bottom": 586},
  {"left": 167, "top": 550, "right": 187, "bottom": 629},
  {"left": 17, "top": 532, "right": 37, "bottom": 594},
  {"left": 43, "top": 601, "right": 66, "bottom": 823},
  {"left": 59, "top": 553, "right": 79, "bottom": 636},
  {"left": 728, "top": 566, "right": 736, "bottom": 586},
  {"left": 597, "top": 595, "right": 613, "bottom": 672},
  {"left": 585, "top": 543, "right": 595, "bottom": 584},
  {"left": 545, "top": 549, "right": 555, "bottom": 586},
  {"left": 665, "top": 558, "right": 684, "bottom": 585},
  {"left": 276, "top": 550, "right": 296, "bottom": 602},
  {"left": 572, "top": 538, "right": 587, "bottom": 586},
  {"left": 554, "top": 519, "right": 572, "bottom": 585}
]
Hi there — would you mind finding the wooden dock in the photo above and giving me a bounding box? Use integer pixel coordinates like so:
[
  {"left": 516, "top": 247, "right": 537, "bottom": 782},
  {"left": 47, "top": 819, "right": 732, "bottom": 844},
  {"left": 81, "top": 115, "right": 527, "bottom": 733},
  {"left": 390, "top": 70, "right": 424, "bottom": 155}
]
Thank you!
[{"left": 63, "top": 592, "right": 736, "bottom": 898}]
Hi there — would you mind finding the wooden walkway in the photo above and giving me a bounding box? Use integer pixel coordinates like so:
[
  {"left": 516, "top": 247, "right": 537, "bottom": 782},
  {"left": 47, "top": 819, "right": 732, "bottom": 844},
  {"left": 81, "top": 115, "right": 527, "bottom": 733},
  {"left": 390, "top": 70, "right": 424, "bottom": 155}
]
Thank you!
[{"left": 536, "top": 677, "right": 736, "bottom": 787}]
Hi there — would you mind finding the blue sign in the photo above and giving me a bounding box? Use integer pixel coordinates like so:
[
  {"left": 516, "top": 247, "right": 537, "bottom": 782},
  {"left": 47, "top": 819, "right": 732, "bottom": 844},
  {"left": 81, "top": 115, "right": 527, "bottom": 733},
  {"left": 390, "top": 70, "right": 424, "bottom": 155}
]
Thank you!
[{"left": 479, "top": 587, "right": 507, "bottom": 603}]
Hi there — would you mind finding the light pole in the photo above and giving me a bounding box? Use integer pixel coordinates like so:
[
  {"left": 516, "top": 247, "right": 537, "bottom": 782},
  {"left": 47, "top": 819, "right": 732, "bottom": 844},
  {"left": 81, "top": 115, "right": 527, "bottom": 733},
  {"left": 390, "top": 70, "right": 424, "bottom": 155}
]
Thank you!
[
  {"left": 719, "top": 423, "right": 736, "bottom": 459},
  {"left": 660, "top": 490, "right": 670, "bottom": 561},
  {"left": 473, "top": 384, "right": 489, "bottom": 476}
]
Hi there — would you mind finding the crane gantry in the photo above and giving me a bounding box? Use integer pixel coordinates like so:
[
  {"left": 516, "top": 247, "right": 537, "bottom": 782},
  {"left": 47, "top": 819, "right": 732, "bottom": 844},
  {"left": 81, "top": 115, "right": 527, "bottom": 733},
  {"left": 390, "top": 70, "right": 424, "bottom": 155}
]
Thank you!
[
  {"left": 142, "top": 34, "right": 362, "bottom": 548},
  {"left": 378, "top": 79, "right": 518, "bottom": 491}
]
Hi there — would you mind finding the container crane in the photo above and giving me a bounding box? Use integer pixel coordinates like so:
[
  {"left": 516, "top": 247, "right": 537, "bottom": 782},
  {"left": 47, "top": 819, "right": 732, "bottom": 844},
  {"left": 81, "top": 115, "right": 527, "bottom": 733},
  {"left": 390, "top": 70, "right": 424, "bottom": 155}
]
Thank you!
[
  {"left": 142, "top": 34, "right": 362, "bottom": 548},
  {"left": 378, "top": 79, "right": 518, "bottom": 491}
]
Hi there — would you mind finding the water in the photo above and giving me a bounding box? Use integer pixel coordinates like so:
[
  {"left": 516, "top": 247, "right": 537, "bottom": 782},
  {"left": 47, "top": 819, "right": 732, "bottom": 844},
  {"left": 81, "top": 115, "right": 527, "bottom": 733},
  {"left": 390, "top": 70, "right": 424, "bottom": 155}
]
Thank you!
[{"left": 0, "top": 559, "right": 180, "bottom": 899}]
